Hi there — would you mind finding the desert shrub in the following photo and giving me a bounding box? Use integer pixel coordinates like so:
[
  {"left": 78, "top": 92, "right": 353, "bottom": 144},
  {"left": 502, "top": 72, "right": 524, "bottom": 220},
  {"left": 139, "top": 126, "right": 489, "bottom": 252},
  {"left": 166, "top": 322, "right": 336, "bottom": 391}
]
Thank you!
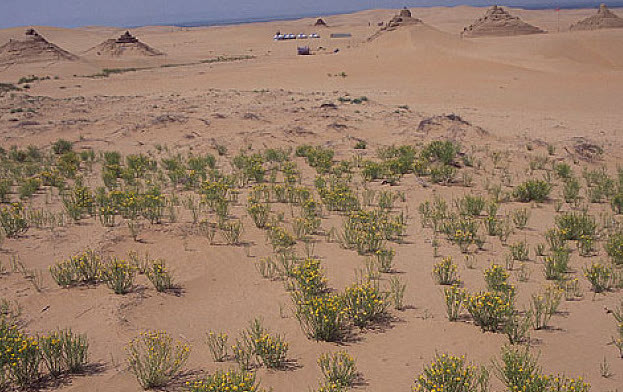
[
  {"left": 444, "top": 285, "right": 465, "bottom": 321},
  {"left": 584, "top": 262, "right": 612, "bottom": 293},
  {"left": 421, "top": 140, "right": 460, "bottom": 166},
  {"left": 268, "top": 225, "right": 296, "bottom": 252},
  {"left": 50, "top": 251, "right": 100, "bottom": 288},
  {"left": 456, "top": 195, "right": 485, "bottom": 217},
  {"left": 429, "top": 164, "right": 456, "bottom": 185},
  {"left": 375, "top": 247, "right": 395, "bottom": 273},
  {"left": 39, "top": 329, "right": 89, "bottom": 376},
  {"left": 233, "top": 152, "right": 265, "bottom": 183},
  {"left": 249, "top": 328, "right": 288, "bottom": 369},
  {"left": 605, "top": 232, "right": 623, "bottom": 265},
  {"left": 62, "top": 184, "right": 95, "bottom": 220},
  {"left": 513, "top": 179, "right": 552, "bottom": 202},
  {"left": 543, "top": 250, "right": 570, "bottom": 281},
  {"left": 484, "top": 264, "right": 512, "bottom": 293},
  {"left": 562, "top": 179, "right": 581, "bottom": 206},
  {"left": 291, "top": 258, "right": 327, "bottom": 298},
  {"left": 126, "top": 331, "right": 190, "bottom": 389},
  {"left": 318, "top": 351, "right": 357, "bottom": 388},
  {"left": 441, "top": 216, "right": 478, "bottom": 253},
  {"left": 341, "top": 209, "right": 404, "bottom": 254},
  {"left": 0, "top": 203, "right": 28, "bottom": 238},
  {"left": 494, "top": 346, "right": 549, "bottom": 392},
  {"left": 554, "top": 163, "right": 572, "bottom": 179},
  {"left": 1, "top": 322, "right": 40, "bottom": 388},
  {"left": 52, "top": 139, "right": 73, "bottom": 155},
  {"left": 187, "top": 369, "right": 262, "bottom": 392},
  {"left": 555, "top": 212, "right": 596, "bottom": 241},
  {"left": 296, "top": 145, "right": 334, "bottom": 173},
  {"left": 294, "top": 294, "right": 345, "bottom": 342},
  {"left": 494, "top": 346, "right": 590, "bottom": 392},
  {"left": 247, "top": 199, "right": 270, "bottom": 228},
  {"left": 342, "top": 281, "right": 388, "bottom": 328},
  {"left": 315, "top": 175, "right": 359, "bottom": 211},
  {"left": 205, "top": 331, "right": 228, "bottom": 362},
  {"left": 146, "top": 260, "right": 175, "bottom": 292},
  {"left": 413, "top": 353, "right": 482, "bottom": 392},
  {"left": 467, "top": 291, "right": 512, "bottom": 332},
  {"left": 512, "top": 208, "right": 531, "bottom": 229},
  {"left": 433, "top": 257, "right": 460, "bottom": 285},
  {"left": 102, "top": 258, "right": 135, "bottom": 294},
  {"left": 18, "top": 177, "right": 41, "bottom": 199},
  {"left": 354, "top": 140, "right": 367, "bottom": 150},
  {"left": 612, "top": 192, "right": 623, "bottom": 214},
  {"left": 219, "top": 219, "right": 243, "bottom": 245},
  {"left": 529, "top": 286, "right": 562, "bottom": 330},
  {"left": 509, "top": 241, "right": 530, "bottom": 261}
]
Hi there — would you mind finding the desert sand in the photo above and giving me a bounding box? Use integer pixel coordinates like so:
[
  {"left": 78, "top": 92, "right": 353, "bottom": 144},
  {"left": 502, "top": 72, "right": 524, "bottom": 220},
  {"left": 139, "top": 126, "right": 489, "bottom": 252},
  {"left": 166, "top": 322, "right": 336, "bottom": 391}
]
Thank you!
[{"left": 1, "top": 5, "right": 623, "bottom": 392}]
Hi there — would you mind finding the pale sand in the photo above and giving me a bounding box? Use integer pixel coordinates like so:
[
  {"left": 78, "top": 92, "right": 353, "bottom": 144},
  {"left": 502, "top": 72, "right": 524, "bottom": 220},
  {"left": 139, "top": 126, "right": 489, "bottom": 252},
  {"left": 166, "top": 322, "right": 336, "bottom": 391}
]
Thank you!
[{"left": 1, "top": 6, "right": 623, "bottom": 392}]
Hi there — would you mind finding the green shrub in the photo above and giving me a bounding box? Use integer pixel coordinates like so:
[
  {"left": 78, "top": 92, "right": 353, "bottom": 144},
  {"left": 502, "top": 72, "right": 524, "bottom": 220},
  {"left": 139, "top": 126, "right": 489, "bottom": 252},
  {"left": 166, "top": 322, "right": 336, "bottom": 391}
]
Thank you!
[
  {"left": 318, "top": 351, "right": 357, "bottom": 388},
  {"left": 102, "top": 258, "right": 135, "bottom": 294},
  {"left": 433, "top": 257, "right": 459, "bottom": 285},
  {"left": 513, "top": 179, "right": 552, "bottom": 202},
  {"left": 467, "top": 291, "right": 512, "bottom": 332},
  {"left": 342, "top": 281, "right": 388, "bottom": 328},
  {"left": 605, "top": 232, "right": 623, "bottom": 265},
  {"left": 126, "top": 331, "right": 190, "bottom": 389},
  {"left": 187, "top": 369, "right": 262, "bottom": 392},
  {"left": 146, "top": 260, "right": 175, "bottom": 292},
  {"left": 421, "top": 140, "right": 460, "bottom": 166},
  {"left": 294, "top": 294, "right": 345, "bottom": 342},
  {"left": 52, "top": 139, "right": 73, "bottom": 155},
  {"left": 414, "top": 353, "right": 482, "bottom": 392}
]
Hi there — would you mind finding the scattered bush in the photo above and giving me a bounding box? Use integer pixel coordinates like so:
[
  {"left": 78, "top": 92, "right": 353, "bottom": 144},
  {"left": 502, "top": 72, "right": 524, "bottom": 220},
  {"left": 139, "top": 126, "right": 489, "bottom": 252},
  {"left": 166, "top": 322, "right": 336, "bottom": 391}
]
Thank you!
[
  {"left": 318, "top": 351, "right": 357, "bottom": 388},
  {"left": 126, "top": 331, "right": 190, "bottom": 389},
  {"left": 513, "top": 179, "right": 552, "bottom": 202}
]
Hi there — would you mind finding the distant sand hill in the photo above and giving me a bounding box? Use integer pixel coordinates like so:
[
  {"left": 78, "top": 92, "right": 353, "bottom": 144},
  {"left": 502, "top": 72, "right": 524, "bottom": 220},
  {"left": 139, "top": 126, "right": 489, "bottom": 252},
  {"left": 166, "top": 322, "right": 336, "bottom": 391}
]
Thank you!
[
  {"left": 462, "top": 5, "right": 545, "bottom": 37},
  {"left": 570, "top": 3, "right": 623, "bottom": 30},
  {"left": 87, "top": 31, "right": 164, "bottom": 57},
  {"left": 0, "top": 28, "right": 78, "bottom": 64}
]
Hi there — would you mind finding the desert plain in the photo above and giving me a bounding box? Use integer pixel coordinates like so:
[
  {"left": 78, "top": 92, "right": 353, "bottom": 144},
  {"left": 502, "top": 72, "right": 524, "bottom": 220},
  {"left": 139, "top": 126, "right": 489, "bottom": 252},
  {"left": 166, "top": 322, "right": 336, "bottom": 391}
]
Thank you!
[{"left": 1, "top": 4, "right": 623, "bottom": 392}]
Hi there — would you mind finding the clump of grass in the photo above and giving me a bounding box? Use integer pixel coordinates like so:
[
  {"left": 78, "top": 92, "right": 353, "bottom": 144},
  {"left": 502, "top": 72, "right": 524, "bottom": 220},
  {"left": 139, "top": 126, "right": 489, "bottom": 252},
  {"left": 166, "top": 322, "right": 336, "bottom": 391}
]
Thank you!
[
  {"left": 318, "top": 351, "right": 357, "bottom": 389},
  {"left": 433, "top": 257, "right": 459, "bottom": 285},
  {"left": 293, "top": 293, "right": 345, "bottom": 342},
  {"left": 187, "top": 369, "right": 262, "bottom": 392},
  {"left": 513, "top": 179, "right": 552, "bottom": 202},
  {"left": 205, "top": 331, "right": 228, "bottom": 362},
  {"left": 584, "top": 262, "right": 612, "bottom": 293},
  {"left": 342, "top": 281, "right": 388, "bottom": 328},
  {"left": 413, "top": 353, "right": 483, "bottom": 392},
  {"left": 466, "top": 291, "right": 512, "bottom": 332},
  {"left": 529, "top": 286, "right": 562, "bottom": 330},
  {"left": 126, "top": 331, "right": 190, "bottom": 390},
  {"left": 444, "top": 285, "right": 465, "bottom": 321},
  {"left": 102, "top": 258, "right": 135, "bottom": 294},
  {"left": 145, "top": 260, "right": 175, "bottom": 292}
]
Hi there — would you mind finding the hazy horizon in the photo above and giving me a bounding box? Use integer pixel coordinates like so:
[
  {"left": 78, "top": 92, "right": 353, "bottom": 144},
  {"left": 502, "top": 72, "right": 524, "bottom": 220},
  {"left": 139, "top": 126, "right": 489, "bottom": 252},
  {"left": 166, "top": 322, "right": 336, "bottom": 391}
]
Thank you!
[{"left": 0, "top": 0, "right": 620, "bottom": 29}]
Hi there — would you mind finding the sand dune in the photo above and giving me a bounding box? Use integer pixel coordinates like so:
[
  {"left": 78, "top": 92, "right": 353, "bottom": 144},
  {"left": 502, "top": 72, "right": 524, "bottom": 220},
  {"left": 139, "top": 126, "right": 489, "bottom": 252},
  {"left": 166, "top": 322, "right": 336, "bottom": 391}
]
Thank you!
[{"left": 1, "top": 6, "right": 623, "bottom": 392}]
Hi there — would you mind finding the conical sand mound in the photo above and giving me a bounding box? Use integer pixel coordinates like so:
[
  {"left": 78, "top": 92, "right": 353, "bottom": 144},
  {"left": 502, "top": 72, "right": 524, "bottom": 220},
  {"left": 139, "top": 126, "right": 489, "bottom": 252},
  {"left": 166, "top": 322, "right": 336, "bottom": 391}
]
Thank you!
[
  {"left": 385, "top": 7, "right": 423, "bottom": 30},
  {"left": 462, "top": 5, "right": 545, "bottom": 37},
  {"left": 87, "top": 31, "right": 164, "bottom": 57},
  {"left": 570, "top": 3, "right": 623, "bottom": 31},
  {"left": 0, "top": 29, "right": 78, "bottom": 65}
]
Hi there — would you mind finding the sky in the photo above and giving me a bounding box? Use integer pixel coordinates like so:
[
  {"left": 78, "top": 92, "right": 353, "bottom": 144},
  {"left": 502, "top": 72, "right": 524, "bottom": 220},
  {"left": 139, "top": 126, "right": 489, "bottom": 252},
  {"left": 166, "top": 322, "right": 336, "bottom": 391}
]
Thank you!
[{"left": 0, "top": 0, "right": 617, "bottom": 29}]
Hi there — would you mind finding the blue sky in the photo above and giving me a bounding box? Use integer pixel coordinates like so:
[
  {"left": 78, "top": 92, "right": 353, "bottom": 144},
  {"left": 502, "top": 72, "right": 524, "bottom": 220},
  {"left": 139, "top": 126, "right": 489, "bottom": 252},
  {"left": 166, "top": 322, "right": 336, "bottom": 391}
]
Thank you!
[{"left": 0, "top": 0, "right": 615, "bottom": 29}]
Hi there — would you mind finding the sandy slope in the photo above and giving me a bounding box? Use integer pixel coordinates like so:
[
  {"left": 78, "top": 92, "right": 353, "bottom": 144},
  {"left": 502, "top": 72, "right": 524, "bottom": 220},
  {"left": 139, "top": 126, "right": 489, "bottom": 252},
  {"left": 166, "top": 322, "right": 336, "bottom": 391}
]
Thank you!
[{"left": 1, "top": 5, "right": 623, "bottom": 392}]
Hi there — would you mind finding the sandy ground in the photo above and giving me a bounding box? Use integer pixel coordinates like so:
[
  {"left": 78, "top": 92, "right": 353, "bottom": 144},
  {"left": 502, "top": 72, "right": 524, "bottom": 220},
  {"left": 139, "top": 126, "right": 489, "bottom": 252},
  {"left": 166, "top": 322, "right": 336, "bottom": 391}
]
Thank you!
[{"left": 1, "top": 5, "right": 623, "bottom": 392}]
